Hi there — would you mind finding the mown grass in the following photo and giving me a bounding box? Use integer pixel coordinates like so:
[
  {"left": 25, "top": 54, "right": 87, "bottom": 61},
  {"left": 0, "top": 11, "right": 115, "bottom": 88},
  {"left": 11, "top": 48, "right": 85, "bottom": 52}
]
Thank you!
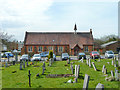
[{"left": 2, "top": 59, "right": 119, "bottom": 88}]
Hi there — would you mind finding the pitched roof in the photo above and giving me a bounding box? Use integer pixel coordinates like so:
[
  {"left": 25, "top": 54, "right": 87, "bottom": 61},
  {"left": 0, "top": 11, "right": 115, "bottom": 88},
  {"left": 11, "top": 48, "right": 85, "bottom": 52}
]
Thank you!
[
  {"left": 24, "top": 32, "right": 93, "bottom": 49},
  {"left": 101, "top": 41, "right": 117, "bottom": 48}
]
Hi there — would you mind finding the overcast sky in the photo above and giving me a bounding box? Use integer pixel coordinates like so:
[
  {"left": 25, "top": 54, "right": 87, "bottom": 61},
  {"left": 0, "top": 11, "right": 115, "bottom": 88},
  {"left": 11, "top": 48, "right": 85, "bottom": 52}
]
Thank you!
[{"left": 0, "top": 0, "right": 118, "bottom": 41}]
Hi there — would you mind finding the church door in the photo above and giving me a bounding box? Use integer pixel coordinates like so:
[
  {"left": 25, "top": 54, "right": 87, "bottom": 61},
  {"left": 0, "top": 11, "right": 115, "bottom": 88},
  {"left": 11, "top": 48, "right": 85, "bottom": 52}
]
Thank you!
[{"left": 74, "top": 45, "right": 80, "bottom": 56}]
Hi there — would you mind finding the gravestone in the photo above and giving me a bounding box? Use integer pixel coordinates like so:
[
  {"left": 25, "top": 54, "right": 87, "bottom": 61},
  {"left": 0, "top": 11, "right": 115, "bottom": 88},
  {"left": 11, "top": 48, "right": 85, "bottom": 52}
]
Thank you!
[
  {"left": 114, "top": 60, "right": 117, "bottom": 67},
  {"left": 49, "top": 59, "right": 51, "bottom": 66},
  {"left": 82, "top": 57, "right": 84, "bottom": 63},
  {"left": 86, "top": 58, "right": 89, "bottom": 65},
  {"left": 8, "top": 56, "right": 10, "bottom": 62},
  {"left": 0, "top": 52, "right": 1, "bottom": 62},
  {"left": 27, "top": 61, "right": 28, "bottom": 66},
  {"left": 15, "top": 53, "right": 18, "bottom": 62},
  {"left": 83, "top": 74, "right": 90, "bottom": 89},
  {"left": 77, "top": 65, "right": 80, "bottom": 78},
  {"left": 13, "top": 61, "right": 15, "bottom": 65},
  {"left": 20, "top": 62, "right": 22, "bottom": 70},
  {"left": 102, "top": 65, "right": 105, "bottom": 73},
  {"left": 92, "top": 62, "right": 97, "bottom": 71},
  {"left": 23, "top": 61, "right": 25, "bottom": 68},
  {"left": 75, "top": 65, "right": 77, "bottom": 78},
  {"left": 75, "top": 78, "right": 77, "bottom": 83},
  {"left": 71, "top": 65, "right": 74, "bottom": 74},
  {"left": 68, "top": 58, "right": 70, "bottom": 64},
  {"left": 111, "top": 70, "right": 114, "bottom": 77},
  {"left": 112, "top": 60, "right": 114, "bottom": 66},
  {"left": 28, "top": 70, "right": 31, "bottom": 87},
  {"left": 95, "top": 83, "right": 104, "bottom": 90},
  {"left": 89, "top": 59, "right": 91, "bottom": 68},
  {"left": 98, "top": 58, "right": 101, "bottom": 62},
  {"left": 5, "top": 62, "right": 8, "bottom": 68},
  {"left": 43, "top": 62, "right": 46, "bottom": 70},
  {"left": 103, "top": 68, "right": 107, "bottom": 74},
  {"left": 118, "top": 51, "right": 120, "bottom": 66},
  {"left": 115, "top": 70, "right": 119, "bottom": 81},
  {"left": 42, "top": 66, "right": 45, "bottom": 75}
]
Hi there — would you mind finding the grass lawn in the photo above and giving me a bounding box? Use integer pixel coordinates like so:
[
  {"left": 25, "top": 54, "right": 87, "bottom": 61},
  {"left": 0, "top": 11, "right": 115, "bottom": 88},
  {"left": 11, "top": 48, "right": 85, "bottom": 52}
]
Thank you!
[{"left": 2, "top": 59, "right": 119, "bottom": 88}]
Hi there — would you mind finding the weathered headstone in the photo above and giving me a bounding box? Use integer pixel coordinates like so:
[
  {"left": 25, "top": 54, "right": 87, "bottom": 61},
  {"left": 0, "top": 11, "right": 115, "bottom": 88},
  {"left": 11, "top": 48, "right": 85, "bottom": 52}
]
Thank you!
[
  {"left": 112, "top": 60, "right": 114, "bottom": 66},
  {"left": 118, "top": 51, "right": 120, "bottom": 66},
  {"left": 111, "top": 70, "right": 114, "bottom": 77},
  {"left": 15, "top": 53, "right": 18, "bottom": 62},
  {"left": 102, "top": 65, "right": 105, "bottom": 73},
  {"left": 95, "top": 83, "right": 104, "bottom": 90},
  {"left": 20, "top": 62, "right": 22, "bottom": 70},
  {"left": 8, "top": 56, "right": 10, "bottom": 62},
  {"left": 68, "top": 58, "right": 70, "bottom": 64},
  {"left": 103, "top": 68, "right": 107, "bottom": 74},
  {"left": 75, "top": 65, "right": 77, "bottom": 78},
  {"left": 114, "top": 60, "right": 117, "bottom": 67},
  {"left": 13, "top": 61, "right": 15, "bottom": 65},
  {"left": 42, "top": 66, "right": 45, "bottom": 75},
  {"left": 89, "top": 59, "right": 91, "bottom": 68},
  {"left": 71, "top": 65, "right": 74, "bottom": 74},
  {"left": 83, "top": 74, "right": 90, "bottom": 89},
  {"left": 28, "top": 70, "right": 31, "bottom": 87},
  {"left": 77, "top": 65, "right": 80, "bottom": 78},
  {"left": 23, "top": 61, "right": 25, "bottom": 68},
  {"left": 115, "top": 70, "right": 119, "bottom": 81},
  {"left": 5, "top": 61, "right": 8, "bottom": 68},
  {"left": 27, "top": 61, "right": 28, "bottom": 66},
  {"left": 82, "top": 57, "right": 84, "bottom": 63},
  {"left": 75, "top": 78, "right": 77, "bottom": 83},
  {"left": 0, "top": 52, "right": 1, "bottom": 62},
  {"left": 92, "top": 62, "right": 97, "bottom": 71},
  {"left": 98, "top": 58, "right": 101, "bottom": 62},
  {"left": 49, "top": 59, "right": 51, "bottom": 66},
  {"left": 86, "top": 58, "right": 89, "bottom": 65}
]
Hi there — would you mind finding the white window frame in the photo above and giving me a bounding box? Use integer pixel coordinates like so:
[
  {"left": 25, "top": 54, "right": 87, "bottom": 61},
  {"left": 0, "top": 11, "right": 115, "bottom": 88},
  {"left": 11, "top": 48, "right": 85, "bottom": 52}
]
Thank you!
[
  {"left": 38, "top": 46, "right": 43, "bottom": 52},
  {"left": 59, "top": 46, "right": 63, "bottom": 52},
  {"left": 28, "top": 46, "right": 32, "bottom": 52},
  {"left": 48, "top": 46, "right": 53, "bottom": 51}
]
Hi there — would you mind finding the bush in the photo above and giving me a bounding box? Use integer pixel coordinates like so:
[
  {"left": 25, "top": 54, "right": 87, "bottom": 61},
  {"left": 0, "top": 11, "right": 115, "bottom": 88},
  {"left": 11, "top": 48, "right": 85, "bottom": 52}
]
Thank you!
[{"left": 48, "top": 50, "right": 53, "bottom": 61}]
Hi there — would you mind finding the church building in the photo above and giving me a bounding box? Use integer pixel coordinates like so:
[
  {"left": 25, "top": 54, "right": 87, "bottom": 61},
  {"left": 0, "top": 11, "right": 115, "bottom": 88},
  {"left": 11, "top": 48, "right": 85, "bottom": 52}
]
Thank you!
[{"left": 21, "top": 24, "right": 94, "bottom": 56}]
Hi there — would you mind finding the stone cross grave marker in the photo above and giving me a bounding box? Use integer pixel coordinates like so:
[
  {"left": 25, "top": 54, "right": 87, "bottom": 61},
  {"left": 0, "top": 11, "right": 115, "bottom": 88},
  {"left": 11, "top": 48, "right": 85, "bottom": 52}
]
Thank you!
[
  {"left": 95, "top": 83, "right": 104, "bottom": 90},
  {"left": 89, "top": 59, "right": 91, "bottom": 68},
  {"left": 20, "top": 62, "right": 22, "bottom": 70},
  {"left": 83, "top": 74, "right": 90, "bottom": 89},
  {"left": 92, "top": 62, "right": 97, "bottom": 71},
  {"left": 111, "top": 70, "right": 114, "bottom": 77},
  {"left": 115, "top": 70, "right": 119, "bottom": 81},
  {"left": 102, "top": 65, "right": 105, "bottom": 73},
  {"left": 28, "top": 70, "right": 31, "bottom": 87}
]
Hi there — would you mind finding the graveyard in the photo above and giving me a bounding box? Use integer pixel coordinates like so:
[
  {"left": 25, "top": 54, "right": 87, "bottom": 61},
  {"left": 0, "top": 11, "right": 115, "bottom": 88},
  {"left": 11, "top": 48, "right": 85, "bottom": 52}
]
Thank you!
[{"left": 1, "top": 58, "right": 119, "bottom": 88}]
